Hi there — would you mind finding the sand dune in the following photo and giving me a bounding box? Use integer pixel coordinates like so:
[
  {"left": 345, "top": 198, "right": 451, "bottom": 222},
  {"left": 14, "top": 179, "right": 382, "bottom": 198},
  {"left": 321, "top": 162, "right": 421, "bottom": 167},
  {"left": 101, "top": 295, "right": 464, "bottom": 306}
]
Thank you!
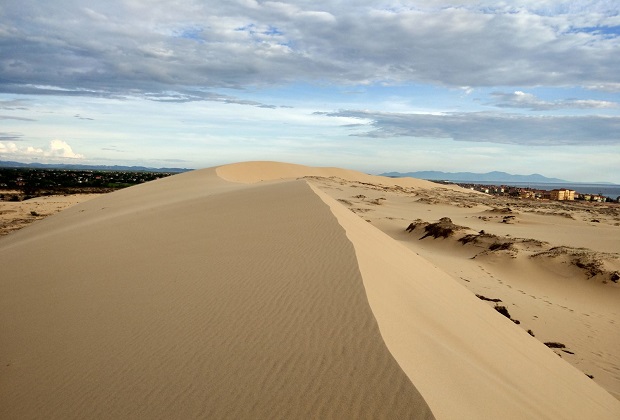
[
  {"left": 305, "top": 171, "right": 620, "bottom": 401},
  {"left": 216, "top": 160, "right": 448, "bottom": 190},
  {"left": 1, "top": 168, "right": 432, "bottom": 419},
  {"left": 1, "top": 161, "right": 619, "bottom": 419}
]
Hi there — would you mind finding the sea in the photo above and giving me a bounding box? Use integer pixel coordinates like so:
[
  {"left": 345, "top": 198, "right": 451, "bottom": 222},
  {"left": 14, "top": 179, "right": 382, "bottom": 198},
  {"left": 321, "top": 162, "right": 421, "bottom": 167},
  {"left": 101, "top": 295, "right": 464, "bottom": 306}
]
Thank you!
[{"left": 467, "top": 181, "right": 620, "bottom": 198}]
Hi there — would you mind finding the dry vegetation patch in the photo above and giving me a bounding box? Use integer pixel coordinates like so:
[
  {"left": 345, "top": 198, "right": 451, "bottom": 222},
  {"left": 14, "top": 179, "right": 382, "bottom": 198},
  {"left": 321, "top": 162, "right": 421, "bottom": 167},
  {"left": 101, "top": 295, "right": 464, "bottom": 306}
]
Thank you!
[
  {"left": 531, "top": 246, "right": 620, "bottom": 282},
  {"left": 406, "top": 217, "right": 468, "bottom": 239}
]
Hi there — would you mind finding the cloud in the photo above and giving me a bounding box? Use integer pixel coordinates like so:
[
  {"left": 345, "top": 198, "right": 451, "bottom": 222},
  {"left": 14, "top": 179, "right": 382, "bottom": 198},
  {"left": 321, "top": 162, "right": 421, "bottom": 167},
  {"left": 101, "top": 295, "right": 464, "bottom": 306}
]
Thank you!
[
  {"left": 0, "top": 115, "right": 36, "bottom": 121},
  {"left": 1, "top": 0, "right": 620, "bottom": 98},
  {"left": 74, "top": 114, "right": 95, "bottom": 120},
  {"left": 0, "top": 99, "right": 29, "bottom": 110},
  {"left": 0, "top": 132, "right": 24, "bottom": 141},
  {"left": 490, "top": 91, "right": 618, "bottom": 110},
  {"left": 0, "top": 139, "right": 85, "bottom": 159},
  {"left": 322, "top": 110, "right": 620, "bottom": 146},
  {"left": 143, "top": 91, "right": 278, "bottom": 108},
  {"left": 48, "top": 139, "right": 84, "bottom": 158},
  {"left": 101, "top": 147, "right": 126, "bottom": 153}
]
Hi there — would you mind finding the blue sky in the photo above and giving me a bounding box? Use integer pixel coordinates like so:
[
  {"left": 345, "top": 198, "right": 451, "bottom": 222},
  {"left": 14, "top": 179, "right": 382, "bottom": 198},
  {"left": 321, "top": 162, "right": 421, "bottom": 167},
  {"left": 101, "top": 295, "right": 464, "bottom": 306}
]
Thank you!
[{"left": 1, "top": 0, "right": 619, "bottom": 182}]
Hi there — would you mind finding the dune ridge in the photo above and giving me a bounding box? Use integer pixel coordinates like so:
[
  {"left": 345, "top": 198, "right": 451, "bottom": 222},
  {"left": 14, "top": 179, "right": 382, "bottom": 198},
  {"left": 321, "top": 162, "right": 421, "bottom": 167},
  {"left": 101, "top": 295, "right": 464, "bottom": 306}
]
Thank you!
[
  {"left": 219, "top": 161, "right": 620, "bottom": 418},
  {"left": 216, "top": 160, "right": 448, "bottom": 190},
  {"left": 0, "top": 169, "right": 433, "bottom": 419},
  {"left": 302, "top": 171, "right": 620, "bottom": 399},
  {"left": 311, "top": 183, "right": 620, "bottom": 419},
  {"left": 1, "top": 161, "right": 619, "bottom": 419}
]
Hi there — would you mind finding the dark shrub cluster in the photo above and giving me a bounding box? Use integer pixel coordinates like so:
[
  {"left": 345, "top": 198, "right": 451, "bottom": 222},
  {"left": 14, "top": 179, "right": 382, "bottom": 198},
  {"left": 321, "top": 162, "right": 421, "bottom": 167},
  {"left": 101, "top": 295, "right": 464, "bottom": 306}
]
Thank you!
[
  {"left": 458, "top": 234, "right": 479, "bottom": 245},
  {"left": 494, "top": 305, "right": 520, "bottom": 324},
  {"left": 476, "top": 294, "right": 502, "bottom": 302},
  {"left": 420, "top": 217, "right": 464, "bottom": 239},
  {"left": 489, "top": 242, "right": 514, "bottom": 251},
  {"left": 544, "top": 342, "right": 566, "bottom": 349}
]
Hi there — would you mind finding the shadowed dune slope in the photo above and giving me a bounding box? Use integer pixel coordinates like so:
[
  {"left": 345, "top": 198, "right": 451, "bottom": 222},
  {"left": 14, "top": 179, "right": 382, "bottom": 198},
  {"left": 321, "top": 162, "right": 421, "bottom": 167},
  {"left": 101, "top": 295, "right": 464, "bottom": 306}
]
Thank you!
[{"left": 0, "top": 169, "right": 433, "bottom": 419}]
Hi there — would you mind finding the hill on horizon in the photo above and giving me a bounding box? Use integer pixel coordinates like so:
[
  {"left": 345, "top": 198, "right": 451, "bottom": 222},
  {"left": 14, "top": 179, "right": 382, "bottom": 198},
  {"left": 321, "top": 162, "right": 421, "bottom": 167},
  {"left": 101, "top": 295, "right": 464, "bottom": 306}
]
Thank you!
[{"left": 381, "top": 170, "right": 573, "bottom": 184}]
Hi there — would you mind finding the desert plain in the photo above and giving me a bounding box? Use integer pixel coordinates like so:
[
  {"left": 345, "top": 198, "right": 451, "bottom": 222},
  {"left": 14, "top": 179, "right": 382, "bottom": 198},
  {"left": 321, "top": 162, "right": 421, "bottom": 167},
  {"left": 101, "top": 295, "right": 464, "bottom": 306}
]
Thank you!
[{"left": 1, "top": 161, "right": 619, "bottom": 419}]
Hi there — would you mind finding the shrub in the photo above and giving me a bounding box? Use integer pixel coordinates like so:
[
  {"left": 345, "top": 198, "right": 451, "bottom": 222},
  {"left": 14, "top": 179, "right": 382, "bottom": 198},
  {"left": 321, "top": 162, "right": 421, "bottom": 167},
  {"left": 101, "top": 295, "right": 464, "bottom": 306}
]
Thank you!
[
  {"left": 489, "top": 242, "right": 513, "bottom": 251},
  {"left": 476, "top": 294, "right": 502, "bottom": 302},
  {"left": 458, "top": 234, "right": 479, "bottom": 245},
  {"left": 421, "top": 217, "right": 465, "bottom": 239},
  {"left": 494, "top": 305, "right": 511, "bottom": 319}
]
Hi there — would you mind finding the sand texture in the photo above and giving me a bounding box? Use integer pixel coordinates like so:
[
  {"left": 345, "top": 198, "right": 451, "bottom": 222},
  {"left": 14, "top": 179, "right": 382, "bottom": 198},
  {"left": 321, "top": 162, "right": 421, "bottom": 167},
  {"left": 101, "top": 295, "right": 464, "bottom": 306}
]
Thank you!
[
  {"left": 0, "top": 193, "right": 100, "bottom": 236},
  {"left": 0, "top": 169, "right": 432, "bottom": 419},
  {"left": 2, "top": 161, "right": 619, "bottom": 419},
  {"left": 302, "top": 171, "right": 620, "bottom": 402}
]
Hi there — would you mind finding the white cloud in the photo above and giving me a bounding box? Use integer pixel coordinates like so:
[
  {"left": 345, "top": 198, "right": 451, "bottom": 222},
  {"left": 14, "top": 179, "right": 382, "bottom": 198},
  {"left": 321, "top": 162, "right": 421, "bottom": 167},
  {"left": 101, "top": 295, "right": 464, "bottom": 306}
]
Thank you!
[
  {"left": 0, "top": 142, "right": 20, "bottom": 154},
  {"left": 0, "top": 139, "right": 84, "bottom": 160},
  {"left": 47, "top": 139, "right": 84, "bottom": 158},
  {"left": 490, "top": 91, "right": 619, "bottom": 110}
]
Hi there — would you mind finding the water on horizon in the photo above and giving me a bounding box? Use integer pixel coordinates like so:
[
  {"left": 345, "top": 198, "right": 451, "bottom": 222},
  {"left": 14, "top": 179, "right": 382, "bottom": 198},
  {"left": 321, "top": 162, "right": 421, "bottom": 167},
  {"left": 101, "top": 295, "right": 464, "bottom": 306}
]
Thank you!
[{"left": 466, "top": 181, "right": 620, "bottom": 198}]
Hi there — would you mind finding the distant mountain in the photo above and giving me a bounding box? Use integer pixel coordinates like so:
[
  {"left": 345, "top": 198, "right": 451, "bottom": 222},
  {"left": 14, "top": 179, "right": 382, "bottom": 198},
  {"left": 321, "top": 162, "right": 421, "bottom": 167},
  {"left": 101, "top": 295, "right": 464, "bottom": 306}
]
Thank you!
[
  {"left": 380, "top": 170, "right": 571, "bottom": 184},
  {"left": 0, "top": 160, "right": 192, "bottom": 173}
]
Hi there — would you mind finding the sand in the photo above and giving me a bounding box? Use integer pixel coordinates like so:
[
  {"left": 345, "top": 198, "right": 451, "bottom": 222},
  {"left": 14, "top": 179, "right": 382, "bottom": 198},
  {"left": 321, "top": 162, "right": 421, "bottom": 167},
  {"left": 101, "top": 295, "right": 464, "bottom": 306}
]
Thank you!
[
  {"left": 0, "top": 169, "right": 432, "bottom": 419},
  {"left": 302, "top": 172, "right": 620, "bottom": 401},
  {"left": 1, "top": 161, "right": 619, "bottom": 419},
  {"left": 0, "top": 193, "right": 101, "bottom": 236}
]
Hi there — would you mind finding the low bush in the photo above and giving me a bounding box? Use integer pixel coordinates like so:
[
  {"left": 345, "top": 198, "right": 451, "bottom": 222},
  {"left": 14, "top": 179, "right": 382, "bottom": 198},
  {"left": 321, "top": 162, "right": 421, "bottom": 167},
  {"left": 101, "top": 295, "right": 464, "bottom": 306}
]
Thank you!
[
  {"left": 476, "top": 294, "right": 502, "bottom": 302},
  {"left": 494, "top": 305, "right": 511, "bottom": 319},
  {"left": 489, "top": 242, "right": 513, "bottom": 251},
  {"left": 421, "top": 217, "right": 464, "bottom": 239}
]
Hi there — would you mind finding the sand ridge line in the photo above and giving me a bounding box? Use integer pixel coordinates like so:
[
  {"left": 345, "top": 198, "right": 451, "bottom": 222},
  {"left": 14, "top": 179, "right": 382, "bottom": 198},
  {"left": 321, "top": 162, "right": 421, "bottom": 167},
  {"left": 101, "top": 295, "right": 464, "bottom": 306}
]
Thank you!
[
  {"left": 306, "top": 174, "right": 620, "bottom": 400},
  {"left": 308, "top": 182, "right": 620, "bottom": 419},
  {"left": 3, "top": 161, "right": 619, "bottom": 418},
  {"left": 1, "top": 175, "right": 434, "bottom": 419}
]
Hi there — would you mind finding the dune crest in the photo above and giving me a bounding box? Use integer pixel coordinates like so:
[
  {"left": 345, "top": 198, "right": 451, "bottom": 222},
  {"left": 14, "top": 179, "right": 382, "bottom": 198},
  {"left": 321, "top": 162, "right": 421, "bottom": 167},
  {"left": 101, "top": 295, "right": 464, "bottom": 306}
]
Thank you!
[
  {"left": 216, "top": 160, "right": 441, "bottom": 189},
  {"left": 311, "top": 183, "right": 620, "bottom": 419},
  {"left": 0, "top": 167, "right": 433, "bottom": 419},
  {"left": 304, "top": 171, "right": 620, "bottom": 400},
  {"left": 1, "top": 161, "right": 618, "bottom": 419}
]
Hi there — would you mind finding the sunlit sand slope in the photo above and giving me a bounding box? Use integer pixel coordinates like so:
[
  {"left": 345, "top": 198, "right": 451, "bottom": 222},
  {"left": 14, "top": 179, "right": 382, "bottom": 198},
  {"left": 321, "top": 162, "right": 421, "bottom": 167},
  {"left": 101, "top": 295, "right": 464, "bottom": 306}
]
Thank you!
[
  {"left": 312, "top": 184, "right": 620, "bottom": 419},
  {"left": 2, "top": 161, "right": 619, "bottom": 420},
  {"left": 216, "top": 160, "right": 447, "bottom": 189},
  {"left": 0, "top": 168, "right": 433, "bottom": 419}
]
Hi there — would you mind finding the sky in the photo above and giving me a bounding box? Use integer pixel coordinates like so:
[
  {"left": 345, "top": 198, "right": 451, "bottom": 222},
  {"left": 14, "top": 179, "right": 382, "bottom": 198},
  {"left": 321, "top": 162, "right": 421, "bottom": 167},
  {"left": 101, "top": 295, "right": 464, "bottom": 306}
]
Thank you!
[{"left": 1, "top": 0, "right": 619, "bottom": 183}]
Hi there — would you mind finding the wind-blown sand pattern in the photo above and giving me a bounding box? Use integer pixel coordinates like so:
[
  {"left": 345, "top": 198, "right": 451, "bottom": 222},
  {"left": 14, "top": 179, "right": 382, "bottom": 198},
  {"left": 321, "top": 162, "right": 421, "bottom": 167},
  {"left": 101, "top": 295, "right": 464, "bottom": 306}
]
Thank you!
[
  {"left": 2, "top": 161, "right": 619, "bottom": 419},
  {"left": 1, "top": 169, "right": 432, "bottom": 419}
]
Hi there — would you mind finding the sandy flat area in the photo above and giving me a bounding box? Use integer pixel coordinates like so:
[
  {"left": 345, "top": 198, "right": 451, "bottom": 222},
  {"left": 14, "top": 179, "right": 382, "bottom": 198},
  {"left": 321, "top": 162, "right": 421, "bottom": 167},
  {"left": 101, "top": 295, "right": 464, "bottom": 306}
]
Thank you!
[
  {"left": 1, "top": 161, "right": 619, "bottom": 419},
  {"left": 0, "top": 192, "right": 101, "bottom": 236}
]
